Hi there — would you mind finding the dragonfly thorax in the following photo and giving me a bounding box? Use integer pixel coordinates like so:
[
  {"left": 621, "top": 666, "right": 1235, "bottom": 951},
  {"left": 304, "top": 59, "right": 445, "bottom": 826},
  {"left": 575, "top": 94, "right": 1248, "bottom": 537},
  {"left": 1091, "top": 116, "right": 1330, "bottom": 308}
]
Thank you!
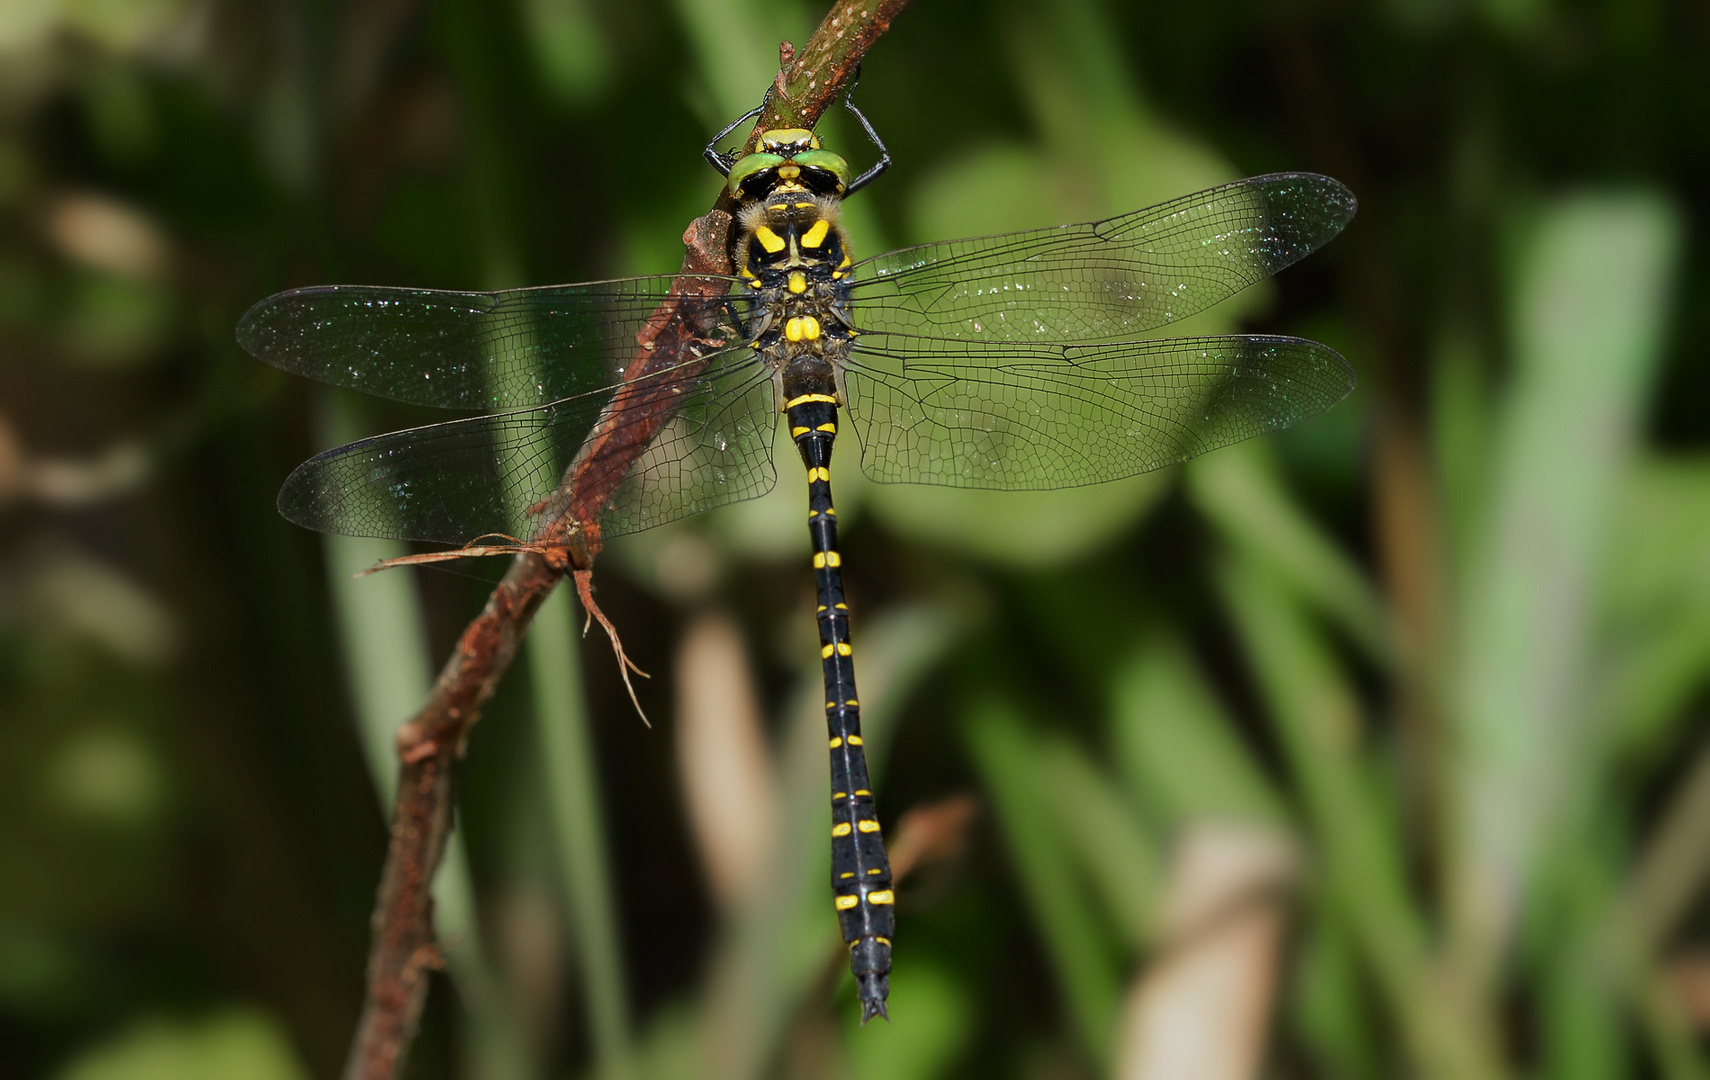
[
  {"left": 735, "top": 196, "right": 855, "bottom": 295},
  {"left": 733, "top": 194, "right": 856, "bottom": 401}
]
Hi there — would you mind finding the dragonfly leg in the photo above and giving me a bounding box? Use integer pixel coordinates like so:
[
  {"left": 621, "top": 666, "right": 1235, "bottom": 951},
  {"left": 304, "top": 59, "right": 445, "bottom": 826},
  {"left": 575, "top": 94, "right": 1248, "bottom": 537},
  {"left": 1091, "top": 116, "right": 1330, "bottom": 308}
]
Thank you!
[
  {"left": 842, "top": 67, "right": 891, "bottom": 194},
  {"left": 704, "top": 103, "right": 768, "bottom": 177}
]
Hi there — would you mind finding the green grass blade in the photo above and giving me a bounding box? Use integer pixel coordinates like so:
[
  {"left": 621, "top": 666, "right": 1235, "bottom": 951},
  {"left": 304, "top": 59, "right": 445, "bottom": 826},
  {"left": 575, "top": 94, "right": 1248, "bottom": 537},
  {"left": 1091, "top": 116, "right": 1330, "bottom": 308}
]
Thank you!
[{"left": 530, "top": 588, "right": 632, "bottom": 1074}]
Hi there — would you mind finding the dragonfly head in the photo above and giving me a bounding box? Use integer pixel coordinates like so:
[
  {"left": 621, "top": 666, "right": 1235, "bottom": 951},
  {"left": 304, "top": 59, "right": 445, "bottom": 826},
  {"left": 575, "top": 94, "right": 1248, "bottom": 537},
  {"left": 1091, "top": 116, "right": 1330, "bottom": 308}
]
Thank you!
[{"left": 727, "top": 128, "right": 852, "bottom": 202}]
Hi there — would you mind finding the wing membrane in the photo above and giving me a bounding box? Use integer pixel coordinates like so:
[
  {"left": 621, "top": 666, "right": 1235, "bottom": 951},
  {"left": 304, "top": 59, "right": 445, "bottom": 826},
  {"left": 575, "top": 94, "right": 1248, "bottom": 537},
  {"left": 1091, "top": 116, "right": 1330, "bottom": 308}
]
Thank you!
[
  {"left": 276, "top": 348, "right": 779, "bottom": 543},
  {"left": 848, "top": 174, "right": 1354, "bottom": 342},
  {"left": 842, "top": 333, "right": 1354, "bottom": 488},
  {"left": 238, "top": 276, "right": 743, "bottom": 410}
]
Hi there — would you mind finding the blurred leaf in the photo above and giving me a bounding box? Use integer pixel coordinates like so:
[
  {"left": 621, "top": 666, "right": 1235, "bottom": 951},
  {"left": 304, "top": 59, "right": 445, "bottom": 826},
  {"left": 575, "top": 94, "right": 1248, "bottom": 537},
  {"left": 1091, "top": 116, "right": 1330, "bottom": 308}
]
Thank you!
[
  {"left": 1621, "top": 736, "right": 1710, "bottom": 1080},
  {"left": 42, "top": 725, "right": 166, "bottom": 826},
  {"left": 534, "top": 588, "right": 631, "bottom": 1069},
  {"left": 1109, "top": 631, "right": 1287, "bottom": 826},
  {"left": 629, "top": 1005, "right": 701, "bottom": 1080},
  {"left": 1291, "top": 909, "right": 1381, "bottom": 1078},
  {"left": 519, "top": 0, "right": 612, "bottom": 106},
  {"left": 1036, "top": 736, "right": 1162, "bottom": 949},
  {"left": 962, "top": 697, "right": 1120, "bottom": 1062},
  {"left": 1603, "top": 457, "right": 1710, "bottom": 627},
  {"left": 57, "top": 272, "right": 172, "bottom": 367},
  {"left": 53, "top": 1009, "right": 310, "bottom": 1080},
  {"left": 1594, "top": 456, "right": 1710, "bottom": 761},
  {"left": 1627, "top": 736, "right": 1710, "bottom": 957},
  {"left": 0, "top": 137, "right": 33, "bottom": 206},
  {"left": 1432, "top": 323, "right": 1495, "bottom": 574},
  {"left": 1217, "top": 554, "right": 1500, "bottom": 1079},
  {"left": 670, "top": 0, "right": 799, "bottom": 127},
  {"left": 0, "top": 0, "right": 55, "bottom": 50},
  {"left": 1479, "top": 0, "right": 1550, "bottom": 36},
  {"left": 0, "top": 251, "right": 45, "bottom": 328},
  {"left": 1451, "top": 190, "right": 1680, "bottom": 971},
  {"left": 1188, "top": 441, "right": 1390, "bottom": 665},
  {"left": 61, "top": 0, "right": 189, "bottom": 51},
  {"left": 1530, "top": 819, "right": 1627, "bottom": 1080},
  {"left": 81, "top": 59, "right": 155, "bottom": 165},
  {"left": 0, "top": 931, "right": 104, "bottom": 1021},
  {"left": 1004, "top": 0, "right": 1245, "bottom": 228}
]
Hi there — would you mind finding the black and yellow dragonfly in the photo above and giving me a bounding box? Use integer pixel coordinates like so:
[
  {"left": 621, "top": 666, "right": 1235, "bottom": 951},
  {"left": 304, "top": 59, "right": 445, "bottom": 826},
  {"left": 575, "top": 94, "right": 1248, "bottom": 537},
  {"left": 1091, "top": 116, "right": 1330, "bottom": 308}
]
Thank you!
[{"left": 238, "top": 96, "right": 1355, "bottom": 1023}]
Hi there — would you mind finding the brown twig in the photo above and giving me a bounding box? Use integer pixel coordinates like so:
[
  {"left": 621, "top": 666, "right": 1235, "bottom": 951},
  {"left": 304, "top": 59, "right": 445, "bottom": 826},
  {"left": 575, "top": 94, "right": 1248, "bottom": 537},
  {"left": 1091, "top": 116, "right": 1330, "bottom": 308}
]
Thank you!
[{"left": 341, "top": 3, "right": 912, "bottom": 1077}]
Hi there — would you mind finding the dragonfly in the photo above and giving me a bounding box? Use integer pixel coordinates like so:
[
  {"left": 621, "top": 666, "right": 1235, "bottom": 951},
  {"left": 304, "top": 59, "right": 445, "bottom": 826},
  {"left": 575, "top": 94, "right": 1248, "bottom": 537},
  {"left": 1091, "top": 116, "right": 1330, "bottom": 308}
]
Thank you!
[{"left": 237, "top": 90, "right": 1356, "bottom": 1023}]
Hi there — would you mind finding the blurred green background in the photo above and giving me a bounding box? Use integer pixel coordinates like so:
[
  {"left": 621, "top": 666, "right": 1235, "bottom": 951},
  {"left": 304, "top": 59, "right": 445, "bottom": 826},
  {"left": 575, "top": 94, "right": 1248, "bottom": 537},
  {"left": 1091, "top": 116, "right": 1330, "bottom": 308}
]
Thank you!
[{"left": 3, "top": 0, "right": 1708, "bottom": 1076}]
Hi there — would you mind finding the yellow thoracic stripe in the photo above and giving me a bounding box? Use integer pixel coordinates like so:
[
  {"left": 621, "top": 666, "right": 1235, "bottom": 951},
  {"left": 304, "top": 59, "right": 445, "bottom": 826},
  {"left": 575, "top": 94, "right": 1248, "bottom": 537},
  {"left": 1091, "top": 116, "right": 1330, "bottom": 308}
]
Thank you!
[
  {"left": 785, "top": 393, "right": 839, "bottom": 409},
  {"left": 753, "top": 225, "right": 786, "bottom": 253},
  {"left": 800, "top": 218, "right": 831, "bottom": 248}
]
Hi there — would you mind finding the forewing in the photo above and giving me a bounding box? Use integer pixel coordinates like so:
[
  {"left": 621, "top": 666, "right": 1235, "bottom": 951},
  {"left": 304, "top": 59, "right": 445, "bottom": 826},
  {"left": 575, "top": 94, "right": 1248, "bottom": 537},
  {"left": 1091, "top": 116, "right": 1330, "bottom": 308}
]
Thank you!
[
  {"left": 842, "top": 333, "right": 1355, "bottom": 488},
  {"left": 238, "top": 276, "right": 742, "bottom": 410},
  {"left": 848, "top": 174, "right": 1355, "bottom": 342},
  {"left": 276, "top": 346, "right": 779, "bottom": 543}
]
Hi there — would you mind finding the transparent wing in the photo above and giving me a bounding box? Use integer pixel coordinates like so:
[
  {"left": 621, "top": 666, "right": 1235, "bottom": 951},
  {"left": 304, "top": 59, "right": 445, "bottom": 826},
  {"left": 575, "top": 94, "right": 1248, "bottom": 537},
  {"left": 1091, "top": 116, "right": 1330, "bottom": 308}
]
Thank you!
[
  {"left": 237, "top": 276, "right": 743, "bottom": 410},
  {"left": 842, "top": 333, "right": 1355, "bottom": 488},
  {"left": 847, "top": 173, "right": 1355, "bottom": 342},
  {"left": 275, "top": 348, "right": 779, "bottom": 543}
]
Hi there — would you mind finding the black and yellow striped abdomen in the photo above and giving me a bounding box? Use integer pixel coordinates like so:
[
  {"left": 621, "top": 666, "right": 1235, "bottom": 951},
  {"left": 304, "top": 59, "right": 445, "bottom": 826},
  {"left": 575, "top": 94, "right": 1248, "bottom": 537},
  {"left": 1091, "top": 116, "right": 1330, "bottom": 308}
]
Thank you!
[
  {"left": 730, "top": 154, "right": 893, "bottom": 1020},
  {"left": 786, "top": 390, "right": 894, "bottom": 1021}
]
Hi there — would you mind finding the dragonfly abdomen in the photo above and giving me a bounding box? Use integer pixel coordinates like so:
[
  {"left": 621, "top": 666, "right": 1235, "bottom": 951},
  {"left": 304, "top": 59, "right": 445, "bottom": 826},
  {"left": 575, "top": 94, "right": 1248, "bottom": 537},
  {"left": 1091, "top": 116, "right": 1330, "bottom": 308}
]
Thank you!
[{"left": 787, "top": 391, "right": 894, "bottom": 1022}]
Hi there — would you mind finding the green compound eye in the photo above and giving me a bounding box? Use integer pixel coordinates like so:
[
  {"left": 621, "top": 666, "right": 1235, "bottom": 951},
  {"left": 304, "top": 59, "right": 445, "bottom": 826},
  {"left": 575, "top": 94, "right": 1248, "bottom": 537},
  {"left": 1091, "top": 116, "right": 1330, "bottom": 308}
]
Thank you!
[
  {"left": 793, "top": 149, "right": 851, "bottom": 191},
  {"left": 727, "top": 152, "right": 785, "bottom": 197}
]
